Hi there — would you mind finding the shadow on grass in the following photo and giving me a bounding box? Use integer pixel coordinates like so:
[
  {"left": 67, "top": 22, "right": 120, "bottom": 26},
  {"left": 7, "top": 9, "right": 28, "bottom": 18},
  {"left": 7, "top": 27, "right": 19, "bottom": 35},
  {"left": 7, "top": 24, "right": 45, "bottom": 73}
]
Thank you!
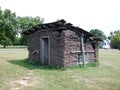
[
  {"left": 7, "top": 58, "right": 66, "bottom": 71},
  {"left": 8, "top": 58, "right": 99, "bottom": 71}
]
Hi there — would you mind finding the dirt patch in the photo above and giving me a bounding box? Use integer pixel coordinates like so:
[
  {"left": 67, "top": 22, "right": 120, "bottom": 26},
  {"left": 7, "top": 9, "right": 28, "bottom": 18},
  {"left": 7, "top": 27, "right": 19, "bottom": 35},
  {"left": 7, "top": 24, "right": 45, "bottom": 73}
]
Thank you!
[
  {"left": 13, "top": 87, "right": 21, "bottom": 90},
  {"left": 12, "top": 69, "right": 35, "bottom": 90},
  {"left": 17, "top": 79, "right": 30, "bottom": 86}
]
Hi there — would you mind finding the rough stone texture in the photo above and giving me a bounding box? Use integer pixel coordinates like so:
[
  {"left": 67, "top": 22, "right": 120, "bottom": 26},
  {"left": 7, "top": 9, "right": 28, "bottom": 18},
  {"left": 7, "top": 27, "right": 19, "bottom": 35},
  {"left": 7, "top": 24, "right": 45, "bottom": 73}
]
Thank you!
[
  {"left": 63, "top": 30, "right": 80, "bottom": 66},
  {"left": 62, "top": 30, "right": 99, "bottom": 66},
  {"left": 27, "top": 30, "right": 65, "bottom": 66},
  {"left": 27, "top": 29, "right": 99, "bottom": 67},
  {"left": 27, "top": 32, "right": 40, "bottom": 64}
]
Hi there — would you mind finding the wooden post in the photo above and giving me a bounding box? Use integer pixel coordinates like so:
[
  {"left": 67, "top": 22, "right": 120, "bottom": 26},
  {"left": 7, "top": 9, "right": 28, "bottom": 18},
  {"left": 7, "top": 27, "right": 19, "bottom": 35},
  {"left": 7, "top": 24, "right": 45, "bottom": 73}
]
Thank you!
[{"left": 81, "top": 33, "right": 85, "bottom": 65}]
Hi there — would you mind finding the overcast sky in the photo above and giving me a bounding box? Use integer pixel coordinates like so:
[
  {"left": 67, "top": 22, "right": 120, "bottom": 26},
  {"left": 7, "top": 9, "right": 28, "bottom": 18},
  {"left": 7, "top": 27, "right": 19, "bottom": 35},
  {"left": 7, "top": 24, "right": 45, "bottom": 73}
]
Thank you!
[{"left": 0, "top": 0, "right": 120, "bottom": 36}]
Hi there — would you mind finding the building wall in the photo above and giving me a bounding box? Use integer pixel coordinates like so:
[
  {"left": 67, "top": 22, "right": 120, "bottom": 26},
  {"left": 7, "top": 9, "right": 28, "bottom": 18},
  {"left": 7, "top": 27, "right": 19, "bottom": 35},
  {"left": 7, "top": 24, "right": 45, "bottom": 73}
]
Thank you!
[
  {"left": 63, "top": 30, "right": 98, "bottom": 66},
  {"left": 63, "top": 30, "right": 81, "bottom": 66},
  {"left": 48, "top": 31, "right": 65, "bottom": 66},
  {"left": 84, "top": 42, "right": 98, "bottom": 62},
  {"left": 27, "top": 29, "right": 65, "bottom": 66},
  {"left": 27, "top": 29, "right": 99, "bottom": 67},
  {"left": 27, "top": 31, "right": 40, "bottom": 64}
]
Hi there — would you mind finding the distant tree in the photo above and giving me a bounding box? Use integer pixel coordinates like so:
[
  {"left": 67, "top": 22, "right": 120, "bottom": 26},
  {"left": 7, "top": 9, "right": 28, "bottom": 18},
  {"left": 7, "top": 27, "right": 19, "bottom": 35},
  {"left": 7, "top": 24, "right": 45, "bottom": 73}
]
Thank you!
[
  {"left": 17, "top": 16, "right": 44, "bottom": 45},
  {"left": 90, "top": 29, "right": 107, "bottom": 40},
  {"left": 110, "top": 31, "right": 113, "bottom": 36},
  {"left": 90, "top": 29, "right": 107, "bottom": 48},
  {"left": 110, "top": 30, "right": 120, "bottom": 50},
  {"left": 0, "top": 8, "right": 17, "bottom": 48},
  {"left": 13, "top": 37, "right": 21, "bottom": 46},
  {"left": 0, "top": 7, "right": 44, "bottom": 47}
]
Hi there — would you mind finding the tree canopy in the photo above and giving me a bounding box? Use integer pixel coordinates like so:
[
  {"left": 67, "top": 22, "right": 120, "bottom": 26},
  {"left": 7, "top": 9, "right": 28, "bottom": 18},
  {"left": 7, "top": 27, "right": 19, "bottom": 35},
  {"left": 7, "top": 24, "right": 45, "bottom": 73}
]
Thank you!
[
  {"left": 0, "top": 7, "right": 44, "bottom": 48},
  {"left": 110, "top": 30, "right": 120, "bottom": 50},
  {"left": 0, "top": 8, "right": 17, "bottom": 48},
  {"left": 90, "top": 29, "right": 107, "bottom": 48},
  {"left": 90, "top": 29, "right": 107, "bottom": 40},
  {"left": 16, "top": 16, "right": 44, "bottom": 45}
]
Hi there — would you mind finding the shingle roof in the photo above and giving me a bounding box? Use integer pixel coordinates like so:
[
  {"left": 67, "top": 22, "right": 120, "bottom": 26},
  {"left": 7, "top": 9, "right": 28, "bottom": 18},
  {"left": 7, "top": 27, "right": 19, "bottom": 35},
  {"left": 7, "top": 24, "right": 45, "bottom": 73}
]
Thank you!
[{"left": 23, "top": 19, "right": 102, "bottom": 41}]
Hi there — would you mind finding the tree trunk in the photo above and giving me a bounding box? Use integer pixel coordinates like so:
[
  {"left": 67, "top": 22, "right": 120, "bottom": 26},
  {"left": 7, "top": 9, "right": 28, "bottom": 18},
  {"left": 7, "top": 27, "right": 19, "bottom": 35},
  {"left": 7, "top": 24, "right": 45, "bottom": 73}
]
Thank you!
[{"left": 3, "top": 44, "right": 6, "bottom": 48}]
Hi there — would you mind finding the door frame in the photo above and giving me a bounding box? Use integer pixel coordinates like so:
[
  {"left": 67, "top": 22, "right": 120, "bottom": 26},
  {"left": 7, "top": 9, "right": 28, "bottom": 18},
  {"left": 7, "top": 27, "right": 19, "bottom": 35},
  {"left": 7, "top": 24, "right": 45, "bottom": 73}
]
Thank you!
[{"left": 40, "top": 36, "right": 50, "bottom": 65}]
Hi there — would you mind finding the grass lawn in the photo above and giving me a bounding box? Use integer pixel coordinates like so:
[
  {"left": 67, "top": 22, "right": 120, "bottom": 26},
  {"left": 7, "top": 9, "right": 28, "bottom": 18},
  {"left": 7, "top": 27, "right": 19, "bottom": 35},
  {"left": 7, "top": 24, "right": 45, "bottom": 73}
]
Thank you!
[
  {"left": 0, "top": 49, "right": 120, "bottom": 90},
  {"left": 0, "top": 45, "right": 27, "bottom": 49}
]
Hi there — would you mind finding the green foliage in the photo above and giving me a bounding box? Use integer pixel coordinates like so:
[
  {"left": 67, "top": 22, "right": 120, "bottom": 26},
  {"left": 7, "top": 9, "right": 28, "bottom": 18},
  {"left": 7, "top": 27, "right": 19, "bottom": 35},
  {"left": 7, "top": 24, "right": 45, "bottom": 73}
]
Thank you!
[
  {"left": 17, "top": 16, "right": 44, "bottom": 45},
  {"left": 87, "top": 61, "right": 99, "bottom": 67},
  {"left": 90, "top": 29, "right": 107, "bottom": 40},
  {"left": 90, "top": 29, "right": 107, "bottom": 48},
  {"left": 13, "top": 37, "right": 21, "bottom": 45},
  {"left": 70, "top": 61, "right": 99, "bottom": 69},
  {"left": 0, "top": 8, "right": 17, "bottom": 48},
  {"left": 20, "top": 58, "right": 99, "bottom": 70},
  {"left": 0, "top": 7, "right": 44, "bottom": 47},
  {"left": 0, "top": 37, "right": 12, "bottom": 48},
  {"left": 110, "top": 30, "right": 120, "bottom": 50},
  {"left": 17, "top": 16, "right": 44, "bottom": 31}
]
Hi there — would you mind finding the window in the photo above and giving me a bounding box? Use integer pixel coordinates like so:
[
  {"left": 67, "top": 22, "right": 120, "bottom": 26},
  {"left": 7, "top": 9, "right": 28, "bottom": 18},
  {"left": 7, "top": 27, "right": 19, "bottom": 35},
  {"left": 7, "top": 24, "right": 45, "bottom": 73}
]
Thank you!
[{"left": 77, "top": 53, "right": 89, "bottom": 64}]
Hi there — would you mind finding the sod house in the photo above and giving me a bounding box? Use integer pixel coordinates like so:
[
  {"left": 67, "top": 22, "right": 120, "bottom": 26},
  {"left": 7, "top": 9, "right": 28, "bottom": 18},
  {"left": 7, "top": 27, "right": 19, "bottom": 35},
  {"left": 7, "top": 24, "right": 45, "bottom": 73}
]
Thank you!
[{"left": 23, "top": 19, "right": 102, "bottom": 67}]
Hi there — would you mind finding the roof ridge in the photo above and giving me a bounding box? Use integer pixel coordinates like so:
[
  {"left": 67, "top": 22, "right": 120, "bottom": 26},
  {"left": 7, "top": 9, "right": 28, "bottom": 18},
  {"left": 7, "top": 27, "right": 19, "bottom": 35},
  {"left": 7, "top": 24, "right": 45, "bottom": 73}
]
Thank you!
[{"left": 22, "top": 19, "right": 102, "bottom": 41}]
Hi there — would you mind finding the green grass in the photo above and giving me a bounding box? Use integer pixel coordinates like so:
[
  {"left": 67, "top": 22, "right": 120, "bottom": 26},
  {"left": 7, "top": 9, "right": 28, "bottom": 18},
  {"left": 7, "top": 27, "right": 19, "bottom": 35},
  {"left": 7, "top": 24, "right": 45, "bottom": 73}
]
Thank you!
[
  {"left": 0, "top": 49, "right": 120, "bottom": 90},
  {"left": 0, "top": 45, "right": 27, "bottom": 49}
]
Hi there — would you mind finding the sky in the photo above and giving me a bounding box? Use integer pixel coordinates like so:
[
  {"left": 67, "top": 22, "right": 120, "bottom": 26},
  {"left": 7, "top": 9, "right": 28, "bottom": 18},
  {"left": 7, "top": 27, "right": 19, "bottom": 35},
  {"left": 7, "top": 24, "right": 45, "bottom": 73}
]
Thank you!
[{"left": 0, "top": 0, "right": 120, "bottom": 36}]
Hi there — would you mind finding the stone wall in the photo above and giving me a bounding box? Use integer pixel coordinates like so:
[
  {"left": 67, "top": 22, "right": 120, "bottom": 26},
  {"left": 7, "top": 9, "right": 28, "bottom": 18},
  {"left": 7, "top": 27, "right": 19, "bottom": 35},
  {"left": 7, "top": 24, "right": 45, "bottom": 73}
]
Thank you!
[
  {"left": 27, "top": 29, "right": 99, "bottom": 67},
  {"left": 63, "top": 30, "right": 98, "bottom": 66},
  {"left": 27, "top": 32, "right": 40, "bottom": 64},
  {"left": 84, "top": 42, "right": 97, "bottom": 62},
  {"left": 27, "top": 29, "right": 65, "bottom": 66},
  {"left": 63, "top": 30, "right": 81, "bottom": 66},
  {"left": 48, "top": 31, "right": 65, "bottom": 66}
]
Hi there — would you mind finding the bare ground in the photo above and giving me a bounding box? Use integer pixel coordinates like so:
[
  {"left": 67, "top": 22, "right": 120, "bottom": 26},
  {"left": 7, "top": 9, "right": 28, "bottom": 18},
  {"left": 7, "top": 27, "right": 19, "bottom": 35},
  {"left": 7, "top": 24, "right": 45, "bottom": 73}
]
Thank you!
[{"left": 12, "top": 70, "right": 35, "bottom": 90}]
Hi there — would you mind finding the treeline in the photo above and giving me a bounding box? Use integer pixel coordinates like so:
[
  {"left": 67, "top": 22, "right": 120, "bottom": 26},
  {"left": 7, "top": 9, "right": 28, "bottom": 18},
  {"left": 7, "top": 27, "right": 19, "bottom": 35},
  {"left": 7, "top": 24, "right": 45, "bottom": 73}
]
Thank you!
[
  {"left": 90, "top": 29, "right": 120, "bottom": 50},
  {"left": 0, "top": 7, "right": 44, "bottom": 48},
  {"left": 109, "top": 30, "right": 120, "bottom": 50}
]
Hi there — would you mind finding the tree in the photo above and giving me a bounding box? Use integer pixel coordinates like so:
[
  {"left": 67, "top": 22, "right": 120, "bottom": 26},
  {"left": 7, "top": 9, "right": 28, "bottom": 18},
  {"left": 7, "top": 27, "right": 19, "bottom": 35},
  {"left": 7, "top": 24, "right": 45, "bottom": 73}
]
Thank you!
[
  {"left": 90, "top": 29, "right": 107, "bottom": 48},
  {"left": 90, "top": 29, "right": 107, "bottom": 40},
  {"left": 0, "top": 8, "right": 17, "bottom": 48},
  {"left": 0, "top": 7, "right": 44, "bottom": 47},
  {"left": 17, "top": 16, "right": 44, "bottom": 45},
  {"left": 110, "top": 30, "right": 120, "bottom": 50}
]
